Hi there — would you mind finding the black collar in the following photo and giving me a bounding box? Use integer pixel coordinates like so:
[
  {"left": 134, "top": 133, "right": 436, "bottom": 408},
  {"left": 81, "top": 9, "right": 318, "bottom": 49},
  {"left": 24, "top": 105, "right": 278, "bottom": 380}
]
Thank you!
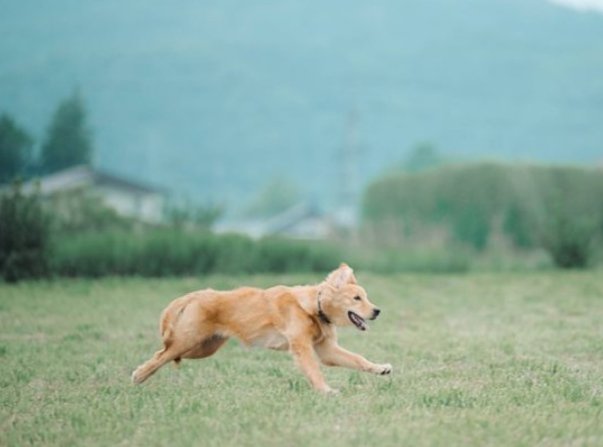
[{"left": 316, "top": 290, "right": 331, "bottom": 325}]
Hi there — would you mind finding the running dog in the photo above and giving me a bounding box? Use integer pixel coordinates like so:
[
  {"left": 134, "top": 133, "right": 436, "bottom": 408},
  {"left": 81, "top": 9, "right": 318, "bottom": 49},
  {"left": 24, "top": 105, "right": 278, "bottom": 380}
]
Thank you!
[{"left": 131, "top": 263, "right": 392, "bottom": 393}]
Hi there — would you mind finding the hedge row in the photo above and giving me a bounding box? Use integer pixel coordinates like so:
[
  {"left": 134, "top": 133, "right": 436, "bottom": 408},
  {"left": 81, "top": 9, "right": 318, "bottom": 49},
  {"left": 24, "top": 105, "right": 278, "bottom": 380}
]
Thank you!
[
  {"left": 362, "top": 163, "right": 603, "bottom": 267},
  {"left": 51, "top": 230, "right": 342, "bottom": 278}
]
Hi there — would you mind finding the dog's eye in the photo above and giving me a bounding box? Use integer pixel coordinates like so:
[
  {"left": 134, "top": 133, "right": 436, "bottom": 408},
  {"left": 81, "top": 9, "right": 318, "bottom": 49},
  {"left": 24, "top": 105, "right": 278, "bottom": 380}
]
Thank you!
[{"left": 354, "top": 296, "right": 361, "bottom": 301}]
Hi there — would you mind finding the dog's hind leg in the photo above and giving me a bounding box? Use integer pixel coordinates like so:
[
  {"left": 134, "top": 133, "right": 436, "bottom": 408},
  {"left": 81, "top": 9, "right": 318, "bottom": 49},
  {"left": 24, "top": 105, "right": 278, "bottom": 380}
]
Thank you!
[
  {"left": 133, "top": 298, "right": 220, "bottom": 383},
  {"left": 132, "top": 327, "right": 223, "bottom": 383},
  {"left": 132, "top": 337, "right": 202, "bottom": 384},
  {"left": 181, "top": 335, "right": 228, "bottom": 360},
  {"left": 132, "top": 347, "right": 176, "bottom": 384}
]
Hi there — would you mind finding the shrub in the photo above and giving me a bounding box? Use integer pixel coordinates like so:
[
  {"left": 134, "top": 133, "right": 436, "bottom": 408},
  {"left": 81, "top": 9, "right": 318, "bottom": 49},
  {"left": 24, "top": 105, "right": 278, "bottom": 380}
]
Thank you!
[
  {"left": 52, "top": 229, "right": 342, "bottom": 278},
  {"left": 362, "top": 163, "right": 603, "bottom": 268},
  {"left": 360, "top": 248, "right": 470, "bottom": 274},
  {"left": 0, "top": 183, "right": 52, "bottom": 282},
  {"left": 164, "top": 201, "right": 223, "bottom": 230},
  {"left": 53, "top": 230, "right": 214, "bottom": 277},
  {"left": 363, "top": 163, "right": 513, "bottom": 250},
  {"left": 256, "top": 237, "right": 342, "bottom": 273},
  {"left": 47, "top": 190, "right": 135, "bottom": 234},
  {"left": 541, "top": 215, "right": 596, "bottom": 269}
]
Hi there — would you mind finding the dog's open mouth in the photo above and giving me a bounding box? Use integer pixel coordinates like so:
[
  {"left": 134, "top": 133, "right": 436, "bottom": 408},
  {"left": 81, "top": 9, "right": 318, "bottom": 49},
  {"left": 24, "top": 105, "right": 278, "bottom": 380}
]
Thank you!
[{"left": 348, "top": 311, "right": 367, "bottom": 331}]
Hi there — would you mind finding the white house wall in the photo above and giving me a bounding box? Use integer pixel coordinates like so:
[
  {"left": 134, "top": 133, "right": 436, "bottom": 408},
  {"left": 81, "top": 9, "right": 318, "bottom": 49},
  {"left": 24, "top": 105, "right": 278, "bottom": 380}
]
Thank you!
[{"left": 95, "top": 185, "right": 163, "bottom": 223}]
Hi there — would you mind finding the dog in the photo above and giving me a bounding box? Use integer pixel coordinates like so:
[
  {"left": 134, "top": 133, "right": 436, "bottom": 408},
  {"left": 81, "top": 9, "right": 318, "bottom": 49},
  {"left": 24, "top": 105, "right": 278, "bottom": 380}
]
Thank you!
[{"left": 131, "top": 263, "right": 392, "bottom": 393}]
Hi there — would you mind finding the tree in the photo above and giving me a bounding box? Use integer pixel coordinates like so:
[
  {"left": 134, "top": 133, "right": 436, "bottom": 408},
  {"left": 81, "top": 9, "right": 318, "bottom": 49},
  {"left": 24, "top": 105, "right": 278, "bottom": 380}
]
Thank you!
[
  {"left": 0, "top": 113, "right": 33, "bottom": 183},
  {"left": 246, "top": 177, "right": 301, "bottom": 217},
  {"left": 165, "top": 199, "right": 223, "bottom": 230},
  {"left": 0, "top": 183, "right": 52, "bottom": 282},
  {"left": 40, "top": 91, "right": 93, "bottom": 173},
  {"left": 404, "top": 143, "right": 443, "bottom": 172}
]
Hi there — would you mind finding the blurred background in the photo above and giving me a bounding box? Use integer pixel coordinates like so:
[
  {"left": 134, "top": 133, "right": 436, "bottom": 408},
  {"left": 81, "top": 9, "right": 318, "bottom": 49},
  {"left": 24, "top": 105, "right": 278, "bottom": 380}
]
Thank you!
[{"left": 1, "top": 0, "right": 602, "bottom": 281}]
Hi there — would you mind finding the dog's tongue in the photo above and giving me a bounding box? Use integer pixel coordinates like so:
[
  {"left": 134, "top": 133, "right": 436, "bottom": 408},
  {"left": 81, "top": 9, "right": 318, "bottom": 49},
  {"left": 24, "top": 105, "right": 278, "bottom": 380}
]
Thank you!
[{"left": 350, "top": 312, "right": 368, "bottom": 331}]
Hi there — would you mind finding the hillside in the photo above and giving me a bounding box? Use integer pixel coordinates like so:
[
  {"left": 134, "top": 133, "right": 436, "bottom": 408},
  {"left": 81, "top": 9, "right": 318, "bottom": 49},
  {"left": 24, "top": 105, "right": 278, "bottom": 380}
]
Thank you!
[{"left": 1, "top": 0, "right": 602, "bottom": 208}]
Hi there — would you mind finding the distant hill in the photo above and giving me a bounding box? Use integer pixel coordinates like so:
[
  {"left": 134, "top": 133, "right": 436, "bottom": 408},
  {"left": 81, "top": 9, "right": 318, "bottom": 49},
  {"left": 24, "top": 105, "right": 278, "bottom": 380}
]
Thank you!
[{"left": 1, "top": 0, "right": 602, "bottom": 210}]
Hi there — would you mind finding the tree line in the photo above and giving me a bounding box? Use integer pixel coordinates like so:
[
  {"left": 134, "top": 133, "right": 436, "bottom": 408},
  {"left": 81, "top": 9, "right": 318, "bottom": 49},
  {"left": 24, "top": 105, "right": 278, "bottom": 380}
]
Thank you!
[
  {"left": 363, "top": 162, "right": 603, "bottom": 268},
  {"left": 0, "top": 90, "right": 93, "bottom": 183}
]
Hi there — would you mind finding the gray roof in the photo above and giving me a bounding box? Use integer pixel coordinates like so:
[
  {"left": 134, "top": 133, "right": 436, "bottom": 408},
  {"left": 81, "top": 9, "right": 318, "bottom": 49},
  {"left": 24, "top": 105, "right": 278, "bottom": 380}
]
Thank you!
[
  {"left": 215, "top": 203, "right": 334, "bottom": 239},
  {"left": 4, "top": 165, "right": 163, "bottom": 196}
]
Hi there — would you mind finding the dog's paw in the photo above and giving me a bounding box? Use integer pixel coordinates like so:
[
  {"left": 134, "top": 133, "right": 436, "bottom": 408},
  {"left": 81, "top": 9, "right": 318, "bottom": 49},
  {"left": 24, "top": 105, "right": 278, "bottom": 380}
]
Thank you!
[
  {"left": 375, "top": 363, "right": 392, "bottom": 375},
  {"left": 131, "top": 368, "right": 144, "bottom": 384},
  {"left": 319, "top": 386, "right": 340, "bottom": 395}
]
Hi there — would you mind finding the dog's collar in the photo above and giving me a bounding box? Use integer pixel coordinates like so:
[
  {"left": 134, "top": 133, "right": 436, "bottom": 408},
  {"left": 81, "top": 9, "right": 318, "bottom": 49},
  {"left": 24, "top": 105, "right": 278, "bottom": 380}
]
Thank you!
[{"left": 316, "top": 290, "right": 331, "bottom": 325}]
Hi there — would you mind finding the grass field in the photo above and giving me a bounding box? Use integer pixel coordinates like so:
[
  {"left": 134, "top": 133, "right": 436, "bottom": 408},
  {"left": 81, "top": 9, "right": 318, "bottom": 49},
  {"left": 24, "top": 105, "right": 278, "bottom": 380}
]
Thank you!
[{"left": 1, "top": 272, "right": 602, "bottom": 446}]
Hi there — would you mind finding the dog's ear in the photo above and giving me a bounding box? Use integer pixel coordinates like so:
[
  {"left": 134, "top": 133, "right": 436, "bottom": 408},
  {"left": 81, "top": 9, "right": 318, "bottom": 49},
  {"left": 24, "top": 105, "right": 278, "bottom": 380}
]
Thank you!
[{"left": 325, "top": 263, "right": 357, "bottom": 289}]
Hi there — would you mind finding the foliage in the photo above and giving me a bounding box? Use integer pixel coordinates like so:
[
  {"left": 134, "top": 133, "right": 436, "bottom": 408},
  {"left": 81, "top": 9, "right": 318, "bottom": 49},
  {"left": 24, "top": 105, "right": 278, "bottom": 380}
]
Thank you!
[
  {"left": 543, "top": 215, "right": 595, "bottom": 268},
  {"left": 0, "top": 113, "right": 33, "bottom": 183},
  {"left": 165, "top": 200, "right": 223, "bottom": 230},
  {"left": 255, "top": 237, "right": 342, "bottom": 273},
  {"left": 403, "top": 142, "right": 444, "bottom": 172},
  {"left": 52, "top": 229, "right": 342, "bottom": 277},
  {"left": 245, "top": 177, "right": 301, "bottom": 217},
  {"left": 0, "top": 183, "right": 52, "bottom": 282},
  {"left": 40, "top": 90, "right": 93, "bottom": 174},
  {"left": 355, "top": 248, "right": 470, "bottom": 274},
  {"left": 1, "top": 273, "right": 602, "bottom": 446},
  {"left": 47, "top": 190, "right": 136, "bottom": 234},
  {"left": 363, "top": 163, "right": 603, "bottom": 268}
]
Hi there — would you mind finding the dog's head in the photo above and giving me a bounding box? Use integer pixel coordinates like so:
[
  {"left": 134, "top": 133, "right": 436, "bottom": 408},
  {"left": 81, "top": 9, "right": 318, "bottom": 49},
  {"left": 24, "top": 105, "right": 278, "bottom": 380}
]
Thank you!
[{"left": 319, "top": 263, "right": 380, "bottom": 331}]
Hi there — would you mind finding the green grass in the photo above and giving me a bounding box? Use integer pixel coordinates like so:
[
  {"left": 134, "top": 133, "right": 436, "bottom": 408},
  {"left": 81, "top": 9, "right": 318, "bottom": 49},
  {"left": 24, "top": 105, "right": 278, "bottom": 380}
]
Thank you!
[{"left": 1, "top": 273, "right": 602, "bottom": 446}]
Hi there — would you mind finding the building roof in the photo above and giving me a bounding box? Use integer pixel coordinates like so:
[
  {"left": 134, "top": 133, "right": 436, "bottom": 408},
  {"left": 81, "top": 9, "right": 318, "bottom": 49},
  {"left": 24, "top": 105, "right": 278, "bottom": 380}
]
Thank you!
[
  {"left": 6, "top": 165, "right": 163, "bottom": 196},
  {"left": 215, "top": 203, "right": 334, "bottom": 239}
]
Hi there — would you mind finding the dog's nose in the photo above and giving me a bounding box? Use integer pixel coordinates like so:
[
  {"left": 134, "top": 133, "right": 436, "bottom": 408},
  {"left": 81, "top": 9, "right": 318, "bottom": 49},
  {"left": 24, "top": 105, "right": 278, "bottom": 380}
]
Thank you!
[{"left": 372, "top": 308, "right": 381, "bottom": 319}]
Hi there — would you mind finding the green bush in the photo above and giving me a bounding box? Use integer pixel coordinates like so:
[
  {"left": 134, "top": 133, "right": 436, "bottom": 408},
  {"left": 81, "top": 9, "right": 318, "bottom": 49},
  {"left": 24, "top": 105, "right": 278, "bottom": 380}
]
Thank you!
[
  {"left": 256, "top": 237, "right": 342, "bottom": 273},
  {"left": 359, "top": 249, "right": 470, "bottom": 274},
  {"left": 362, "top": 163, "right": 603, "bottom": 268},
  {"left": 52, "top": 229, "right": 342, "bottom": 278},
  {"left": 47, "top": 190, "right": 135, "bottom": 234},
  {"left": 542, "top": 215, "right": 596, "bottom": 269},
  {"left": 363, "top": 163, "right": 513, "bottom": 249},
  {"left": 54, "top": 230, "right": 212, "bottom": 277},
  {"left": 0, "top": 184, "right": 52, "bottom": 282}
]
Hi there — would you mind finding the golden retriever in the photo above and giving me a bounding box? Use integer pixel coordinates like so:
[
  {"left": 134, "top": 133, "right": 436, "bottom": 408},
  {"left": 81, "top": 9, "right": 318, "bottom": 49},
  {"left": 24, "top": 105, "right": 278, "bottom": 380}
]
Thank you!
[{"left": 131, "top": 263, "right": 392, "bottom": 393}]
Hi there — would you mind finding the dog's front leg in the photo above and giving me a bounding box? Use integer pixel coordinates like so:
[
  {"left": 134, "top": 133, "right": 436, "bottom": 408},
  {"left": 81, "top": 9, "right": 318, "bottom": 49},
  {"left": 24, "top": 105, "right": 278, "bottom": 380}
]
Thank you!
[
  {"left": 315, "top": 340, "right": 392, "bottom": 376},
  {"left": 289, "top": 338, "right": 336, "bottom": 393}
]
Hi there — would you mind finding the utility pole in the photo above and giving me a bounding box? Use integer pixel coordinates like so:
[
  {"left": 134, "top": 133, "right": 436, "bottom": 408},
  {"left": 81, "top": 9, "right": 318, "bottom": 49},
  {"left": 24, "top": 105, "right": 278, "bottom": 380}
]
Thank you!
[{"left": 335, "top": 109, "right": 362, "bottom": 228}]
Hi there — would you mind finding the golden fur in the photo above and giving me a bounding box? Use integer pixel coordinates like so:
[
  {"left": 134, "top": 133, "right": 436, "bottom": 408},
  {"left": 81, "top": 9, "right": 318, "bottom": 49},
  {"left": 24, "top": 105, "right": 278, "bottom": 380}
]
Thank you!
[{"left": 131, "top": 263, "right": 391, "bottom": 393}]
